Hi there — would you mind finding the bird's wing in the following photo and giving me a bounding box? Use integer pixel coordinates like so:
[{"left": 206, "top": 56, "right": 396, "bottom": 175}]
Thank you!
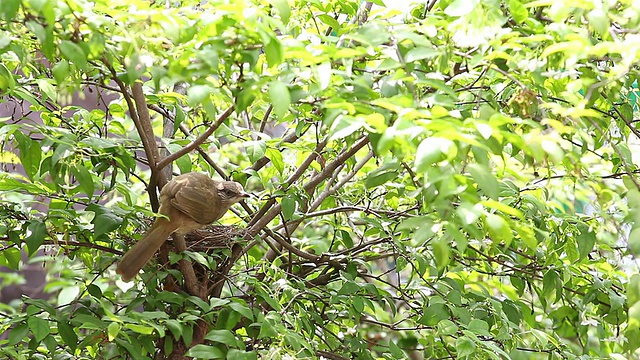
[{"left": 169, "top": 176, "right": 222, "bottom": 224}]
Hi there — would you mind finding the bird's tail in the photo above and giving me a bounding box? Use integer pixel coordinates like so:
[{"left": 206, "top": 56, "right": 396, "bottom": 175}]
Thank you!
[{"left": 116, "top": 219, "right": 178, "bottom": 282}]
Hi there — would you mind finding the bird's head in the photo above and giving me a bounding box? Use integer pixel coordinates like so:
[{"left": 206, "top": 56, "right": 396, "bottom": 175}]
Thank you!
[{"left": 217, "top": 181, "right": 251, "bottom": 205}]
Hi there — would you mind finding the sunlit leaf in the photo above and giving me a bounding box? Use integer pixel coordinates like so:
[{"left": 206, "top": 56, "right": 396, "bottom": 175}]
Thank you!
[
  {"left": 415, "top": 137, "right": 455, "bottom": 171},
  {"left": 269, "top": 81, "right": 291, "bottom": 120},
  {"left": 270, "top": 0, "right": 290, "bottom": 23},
  {"left": 444, "top": 0, "right": 479, "bottom": 16},
  {"left": 484, "top": 213, "right": 513, "bottom": 247},
  {"left": 265, "top": 147, "right": 284, "bottom": 174},
  {"left": 467, "top": 164, "right": 499, "bottom": 200}
]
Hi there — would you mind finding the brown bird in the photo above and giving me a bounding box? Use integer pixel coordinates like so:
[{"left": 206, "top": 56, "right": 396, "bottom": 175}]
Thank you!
[{"left": 116, "top": 172, "right": 250, "bottom": 282}]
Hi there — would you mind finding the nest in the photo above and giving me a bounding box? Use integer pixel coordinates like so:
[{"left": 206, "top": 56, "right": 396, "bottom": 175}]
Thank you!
[{"left": 183, "top": 225, "right": 249, "bottom": 253}]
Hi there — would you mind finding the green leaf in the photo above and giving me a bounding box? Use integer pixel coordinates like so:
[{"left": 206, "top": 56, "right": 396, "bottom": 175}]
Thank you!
[
  {"left": 188, "top": 296, "right": 212, "bottom": 312},
  {"left": 281, "top": 195, "right": 296, "bottom": 220},
  {"left": 395, "top": 256, "right": 407, "bottom": 272},
  {"left": 467, "top": 319, "right": 489, "bottom": 335},
  {"left": 481, "top": 198, "right": 523, "bottom": 218},
  {"left": 576, "top": 224, "right": 596, "bottom": 260},
  {"left": 174, "top": 104, "right": 186, "bottom": 133},
  {"left": 187, "top": 85, "right": 212, "bottom": 107},
  {"left": 1, "top": 247, "right": 21, "bottom": 269},
  {"left": 541, "top": 139, "right": 564, "bottom": 163},
  {"left": 175, "top": 154, "right": 192, "bottom": 174},
  {"left": 8, "top": 323, "right": 29, "bottom": 346},
  {"left": 437, "top": 319, "right": 458, "bottom": 336},
  {"left": 2, "top": 0, "right": 19, "bottom": 21},
  {"left": 433, "top": 238, "right": 450, "bottom": 271},
  {"left": 0, "top": 175, "right": 47, "bottom": 194},
  {"left": 447, "top": 225, "right": 468, "bottom": 253},
  {"left": 514, "top": 223, "right": 537, "bottom": 250},
  {"left": 483, "top": 340, "right": 512, "bottom": 359},
  {"left": 52, "top": 60, "right": 70, "bottom": 85},
  {"left": 467, "top": 163, "right": 499, "bottom": 200},
  {"left": 87, "top": 284, "right": 103, "bottom": 298},
  {"left": 25, "top": 220, "right": 47, "bottom": 256},
  {"left": 58, "top": 321, "right": 78, "bottom": 351},
  {"left": 165, "top": 319, "right": 183, "bottom": 339},
  {"left": 51, "top": 141, "right": 73, "bottom": 165},
  {"left": 88, "top": 204, "right": 123, "bottom": 241},
  {"left": 508, "top": 0, "right": 528, "bottom": 23},
  {"left": 365, "top": 169, "right": 398, "bottom": 188},
  {"left": 124, "top": 323, "right": 155, "bottom": 335},
  {"left": 418, "top": 303, "right": 449, "bottom": 326},
  {"left": 27, "top": 316, "right": 50, "bottom": 342},
  {"left": 270, "top": 0, "right": 290, "bottom": 23},
  {"left": 329, "top": 115, "right": 364, "bottom": 140},
  {"left": 484, "top": 213, "right": 513, "bottom": 247},
  {"left": 258, "top": 315, "right": 280, "bottom": 339},
  {"left": 352, "top": 296, "right": 364, "bottom": 313},
  {"left": 204, "top": 329, "right": 239, "bottom": 346},
  {"left": 26, "top": 20, "right": 54, "bottom": 59},
  {"left": 185, "top": 251, "right": 208, "bottom": 267},
  {"left": 316, "top": 62, "right": 331, "bottom": 90},
  {"left": 457, "top": 202, "right": 483, "bottom": 225},
  {"left": 415, "top": 137, "right": 455, "bottom": 171},
  {"left": 36, "top": 78, "right": 56, "bottom": 102},
  {"left": 628, "top": 227, "right": 640, "bottom": 257},
  {"left": 70, "top": 313, "right": 105, "bottom": 329},
  {"left": 235, "top": 87, "right": 256, "bottom": 112},
  {"left": 157, "top": 291, "right": 186, "bottom": 305},
  {"left": 339, "top": 229, "right": 353, "bottom": 248},
  {"left": 265, "top": 147, "right": 284, "bottom": 174},
  {"left": 59, "top": 40, "right": 87, "bottom": 71},
  {"left": 107, "top": 322, "right": 121, "bottom": 341},
  {"left": 71, "top": 164, "right": 95, "bottom": 199},
  {"left": 229, "top": 302, "right": 254, "bottom": 320},
  {"left": 227, "top": 349, "right": 257, "bottom": 360},
  {"left": 26, "top": 298, "right": 56, "bottom": 314},
  {"left": 338, "top": 281, "right": 361, "bottom": 295},
  {"left": 587, "top": 9, "right": 609, "bottom": 35},
  {"left": 542, "top": 270, "right": 558, "bottom": 301},
  {"left": 317, "top": 14, "right": 341, "bottom": 32},
  {"left": 0, "top": 63, "right": 16, "bottom": 92},
  {"left": 14, "top": 131, "right": 42, "bottom": 180},
  {"left": 210, "top": 298, "right": 230, "bottom": 309},
  {"left": 245, "top": 141, "right": 266, "bottom": 163},
  {"left": 185, "top": 344, "right": 225, "bottom": 359},
  {"left": 57, "top": 285, "right": 80, "bottom": 305},
  {"left": 264, "top": 38, "right": 284, "bottom": 68},
  {"left": 629, "top": 302, "right": 640, "bottom": 331},
  {"left": 404, "top": 47, "right": 440, "bottom": 62},
  {"left": 455, "top": 336, "right": 476, "bottom": 357},
  {"left": 269, "top": 81, "right": 291, "bottom": 120},
  {"left": 629, "top": 274, "right": 640, "bottom": 306},
  {"left": 444, "top": 0, "right": 479, "bottom": 16},
  {"left": 388, "top": 340, "right": 404, "bottom": 358}
]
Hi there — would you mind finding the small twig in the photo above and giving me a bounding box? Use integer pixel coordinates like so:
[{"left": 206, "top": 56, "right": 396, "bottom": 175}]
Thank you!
[{"left": 153, "top": 105, "right": 234, "bottom": 179}]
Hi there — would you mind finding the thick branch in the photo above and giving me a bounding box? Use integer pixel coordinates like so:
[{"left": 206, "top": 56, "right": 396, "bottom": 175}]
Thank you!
[{"left": 131, "top": 82, "right": 161, "bottom": 171}]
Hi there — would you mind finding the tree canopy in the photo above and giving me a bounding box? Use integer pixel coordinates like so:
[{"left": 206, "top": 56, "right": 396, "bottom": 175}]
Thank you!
[{"left": 1, "top": 0, "right": 640, "bottom": 359}]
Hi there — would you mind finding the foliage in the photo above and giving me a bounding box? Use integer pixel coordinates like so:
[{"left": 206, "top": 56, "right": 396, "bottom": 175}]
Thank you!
[{"left": 0, "top": 0, "right": 639, "bottom": 358}]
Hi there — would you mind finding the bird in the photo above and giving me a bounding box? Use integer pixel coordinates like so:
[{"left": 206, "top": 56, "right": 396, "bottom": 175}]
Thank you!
[{"left": 116, "top": 172, "right": 250, "bottom": 282}]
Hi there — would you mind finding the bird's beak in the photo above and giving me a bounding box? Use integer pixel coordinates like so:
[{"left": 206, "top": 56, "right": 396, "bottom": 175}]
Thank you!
[{"left": 240, "top": 191, "right": 252, "bottom": 198}]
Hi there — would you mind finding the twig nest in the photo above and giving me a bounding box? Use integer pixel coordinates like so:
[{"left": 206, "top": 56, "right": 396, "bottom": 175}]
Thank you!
[{"left": 184, "top": 225, "right": 248, "bottom": 252}]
